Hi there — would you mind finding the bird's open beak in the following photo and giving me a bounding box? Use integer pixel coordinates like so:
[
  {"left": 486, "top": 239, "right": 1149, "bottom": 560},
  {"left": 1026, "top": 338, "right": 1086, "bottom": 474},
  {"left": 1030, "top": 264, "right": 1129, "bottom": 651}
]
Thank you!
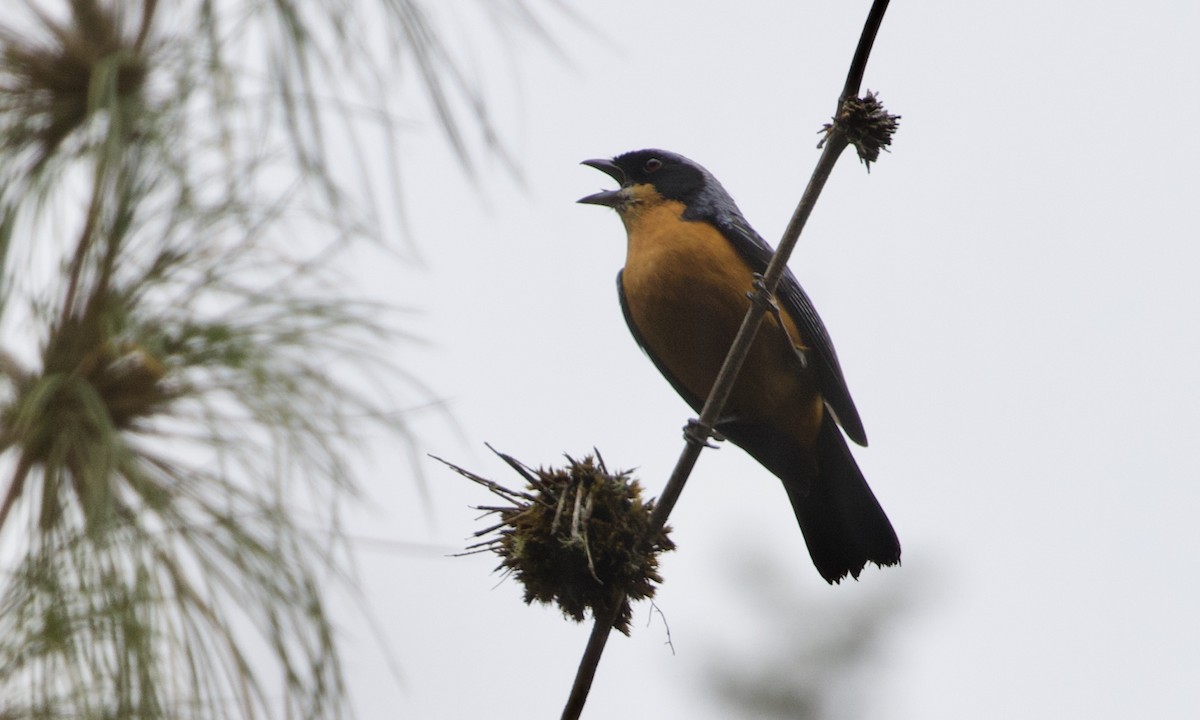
[{"left": 578, "top": 158, "right": 626, "bottom": 207}]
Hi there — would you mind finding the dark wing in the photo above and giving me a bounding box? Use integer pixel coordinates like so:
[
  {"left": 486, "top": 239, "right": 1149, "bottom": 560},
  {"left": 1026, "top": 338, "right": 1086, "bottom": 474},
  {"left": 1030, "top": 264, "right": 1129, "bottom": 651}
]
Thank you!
[
  {"left": 616, "top": 270, "right": 708, "bottom": 414},
  {"left": 708, "top": 211, "right": 868, "bottom": 446}
]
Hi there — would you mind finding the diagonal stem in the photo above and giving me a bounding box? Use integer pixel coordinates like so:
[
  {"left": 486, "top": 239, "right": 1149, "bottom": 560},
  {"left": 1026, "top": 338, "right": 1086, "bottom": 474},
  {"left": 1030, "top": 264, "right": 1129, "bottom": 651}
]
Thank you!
[{"left": 841, "top": 0, "right": 892, "bottom": 103}]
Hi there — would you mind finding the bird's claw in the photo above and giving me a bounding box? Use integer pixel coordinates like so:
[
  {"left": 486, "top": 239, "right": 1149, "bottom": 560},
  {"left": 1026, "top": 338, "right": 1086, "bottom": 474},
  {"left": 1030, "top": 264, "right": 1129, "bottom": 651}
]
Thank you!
[
  {"left": 746, "top": 273, "right": 808, "bottom": 369},
  {"left": 746, "top": 273, "right": 778, "bottom": 312},
  {"left": 683, "top": 419, "right": 720, "bottom": 449}
]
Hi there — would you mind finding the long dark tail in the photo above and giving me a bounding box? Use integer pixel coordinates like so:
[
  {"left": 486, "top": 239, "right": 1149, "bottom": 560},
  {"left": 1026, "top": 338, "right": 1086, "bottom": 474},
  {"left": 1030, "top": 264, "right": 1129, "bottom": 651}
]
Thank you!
[
  {"left": 716, "top": 416, "right": 901, "bottom": 583},
  {"left": 782, "top": 418, "right": 900, "bottom": 583}
]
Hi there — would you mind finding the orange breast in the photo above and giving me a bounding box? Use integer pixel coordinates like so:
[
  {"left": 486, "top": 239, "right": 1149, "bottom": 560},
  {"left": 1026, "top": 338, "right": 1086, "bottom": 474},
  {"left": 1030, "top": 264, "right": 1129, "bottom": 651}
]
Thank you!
[{"left": 619, "top": 199, "right": 824, "bottom": 447}]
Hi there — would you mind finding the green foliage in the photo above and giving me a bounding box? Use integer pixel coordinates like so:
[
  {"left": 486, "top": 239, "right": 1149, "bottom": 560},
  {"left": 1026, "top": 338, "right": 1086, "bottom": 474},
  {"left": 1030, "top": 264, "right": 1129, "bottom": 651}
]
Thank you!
[{"left": 0, "top": 0, "right": 569, "bottom": 717}]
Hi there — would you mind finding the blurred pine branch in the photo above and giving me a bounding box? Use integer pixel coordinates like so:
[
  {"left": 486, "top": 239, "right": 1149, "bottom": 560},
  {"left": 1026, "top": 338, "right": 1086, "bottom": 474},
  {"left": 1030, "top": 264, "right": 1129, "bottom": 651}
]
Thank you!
[
  {"left": 0, "top": 0, "right": 570, "bottom": 717},
  {"left": 700, "top": 551, "right": 913, "bottom": 720}
]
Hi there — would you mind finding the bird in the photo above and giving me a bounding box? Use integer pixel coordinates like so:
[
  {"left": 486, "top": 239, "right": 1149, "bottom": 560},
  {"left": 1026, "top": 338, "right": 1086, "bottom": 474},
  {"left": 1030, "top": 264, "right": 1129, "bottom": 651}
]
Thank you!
[{"left": 578, "top": 149, "right": 899, "bottom": 583}]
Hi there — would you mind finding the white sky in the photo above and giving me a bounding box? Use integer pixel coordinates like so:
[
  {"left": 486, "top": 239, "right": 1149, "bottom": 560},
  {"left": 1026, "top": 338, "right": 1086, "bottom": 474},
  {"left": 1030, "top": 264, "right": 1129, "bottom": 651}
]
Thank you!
[{"left": 334, "top": 2, "right": 1200, "bottom": 718}]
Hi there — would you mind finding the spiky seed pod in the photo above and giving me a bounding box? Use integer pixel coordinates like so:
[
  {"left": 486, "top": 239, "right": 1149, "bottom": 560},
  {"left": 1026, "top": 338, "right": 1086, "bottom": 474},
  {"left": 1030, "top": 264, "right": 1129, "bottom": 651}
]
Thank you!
[
  {"left": 442, "top": 448, "right": 674, "bottom": 635},
  {"left": 820, "top": 90, "right": 900, "bottom": 170}
]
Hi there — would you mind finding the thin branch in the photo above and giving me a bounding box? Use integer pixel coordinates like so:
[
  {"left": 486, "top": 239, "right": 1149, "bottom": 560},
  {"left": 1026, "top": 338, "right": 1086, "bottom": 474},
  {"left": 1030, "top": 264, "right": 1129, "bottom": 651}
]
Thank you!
[
  {"left": 134, "top": 0, "right": 158, "bottom": 51},
  {"left": 560, "top": 1, "right": 894, "bottom": 717},
  {"left": 840, "top": 0, "right": 891, "bottom": 102},
  {"left": 58, "top": 168, "right": 106, "bottom": 327},
  {"left": 0, "top": 452, "right": 34, "bottom": 534}
]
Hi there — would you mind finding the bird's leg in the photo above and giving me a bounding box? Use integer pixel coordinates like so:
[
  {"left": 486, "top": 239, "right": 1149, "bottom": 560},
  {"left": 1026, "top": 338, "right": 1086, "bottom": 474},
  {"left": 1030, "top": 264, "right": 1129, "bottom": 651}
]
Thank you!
[{"left": 748, "top": 273, "right": 808, "bottom": 370}]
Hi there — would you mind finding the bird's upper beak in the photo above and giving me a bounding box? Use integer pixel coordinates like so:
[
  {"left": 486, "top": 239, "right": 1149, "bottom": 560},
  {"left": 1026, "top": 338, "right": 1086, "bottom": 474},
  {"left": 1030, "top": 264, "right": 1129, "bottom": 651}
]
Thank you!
[{"left": 578, "top": 158, "right": 626, "bottom": 207}]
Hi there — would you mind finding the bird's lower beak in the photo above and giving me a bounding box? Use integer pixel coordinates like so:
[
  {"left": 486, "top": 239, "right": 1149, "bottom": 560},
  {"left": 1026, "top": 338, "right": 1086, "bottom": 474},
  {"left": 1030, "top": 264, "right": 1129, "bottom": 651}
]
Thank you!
[
  {"left": 577, "top": 188, "right": 625, "bottom": 207},
  {"left": 578, "top": 157, "right": 627, "bottom": 207}
]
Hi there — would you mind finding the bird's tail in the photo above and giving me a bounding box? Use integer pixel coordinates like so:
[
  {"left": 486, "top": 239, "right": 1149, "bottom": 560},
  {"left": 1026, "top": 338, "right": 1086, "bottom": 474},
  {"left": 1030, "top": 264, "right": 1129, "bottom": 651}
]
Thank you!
[{"left": 782, "top": 418, "right": 901, "bottom": 583}]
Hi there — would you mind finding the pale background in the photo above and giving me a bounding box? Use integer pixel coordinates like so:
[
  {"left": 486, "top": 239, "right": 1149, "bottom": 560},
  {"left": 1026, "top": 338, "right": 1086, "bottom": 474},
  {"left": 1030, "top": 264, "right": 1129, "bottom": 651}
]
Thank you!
[{"left": 334, "top": 2, "right": 1200, "bottom": 718}]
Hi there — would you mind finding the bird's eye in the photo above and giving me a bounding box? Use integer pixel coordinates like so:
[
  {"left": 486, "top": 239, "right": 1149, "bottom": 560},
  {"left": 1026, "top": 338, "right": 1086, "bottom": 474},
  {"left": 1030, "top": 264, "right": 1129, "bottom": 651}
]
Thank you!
[{"left": 644, "top": 158, "right": 662, "bottom": 173}]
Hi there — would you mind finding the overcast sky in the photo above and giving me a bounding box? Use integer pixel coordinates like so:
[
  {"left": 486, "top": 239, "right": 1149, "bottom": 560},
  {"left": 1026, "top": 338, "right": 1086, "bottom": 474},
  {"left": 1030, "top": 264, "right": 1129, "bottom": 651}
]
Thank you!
[{"left": 332, "top": 2, "right": 1200, "bottom": 718}]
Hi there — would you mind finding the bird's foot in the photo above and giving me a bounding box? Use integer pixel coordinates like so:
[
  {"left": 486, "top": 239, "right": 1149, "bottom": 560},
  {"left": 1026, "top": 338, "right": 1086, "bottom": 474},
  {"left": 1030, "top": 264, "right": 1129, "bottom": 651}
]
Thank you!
[
  {"left": 747, "top": 274, "right": 808, "bottom": 369},
  {"left": 746, "top": 273, "right": 778, "bottom": 313},
  {"left": 683, "top": 418, "right": 721, "bottom": 448}
]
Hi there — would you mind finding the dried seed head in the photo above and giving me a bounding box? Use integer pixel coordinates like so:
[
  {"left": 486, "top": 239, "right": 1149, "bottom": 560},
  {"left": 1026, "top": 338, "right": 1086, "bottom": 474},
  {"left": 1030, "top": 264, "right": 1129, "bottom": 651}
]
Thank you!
[
  {"left": 443, "top": 448, "right": 674, "bottom": 635},
  {"left": 819, "top": 91, "right": 900, "bottom": 171}
]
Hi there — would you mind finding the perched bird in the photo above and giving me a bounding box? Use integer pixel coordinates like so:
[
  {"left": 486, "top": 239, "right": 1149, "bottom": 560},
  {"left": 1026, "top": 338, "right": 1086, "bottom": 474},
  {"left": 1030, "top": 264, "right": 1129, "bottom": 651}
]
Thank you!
[{"left": 579, "top": 149, "right": 899, "bottom": 583}]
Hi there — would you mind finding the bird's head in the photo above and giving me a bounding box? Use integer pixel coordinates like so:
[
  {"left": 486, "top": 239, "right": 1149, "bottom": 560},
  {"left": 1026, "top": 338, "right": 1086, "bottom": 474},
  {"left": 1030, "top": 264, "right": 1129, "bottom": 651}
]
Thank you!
[{"left": 577, "top": 149, "right": 712, "bottom": 214}]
